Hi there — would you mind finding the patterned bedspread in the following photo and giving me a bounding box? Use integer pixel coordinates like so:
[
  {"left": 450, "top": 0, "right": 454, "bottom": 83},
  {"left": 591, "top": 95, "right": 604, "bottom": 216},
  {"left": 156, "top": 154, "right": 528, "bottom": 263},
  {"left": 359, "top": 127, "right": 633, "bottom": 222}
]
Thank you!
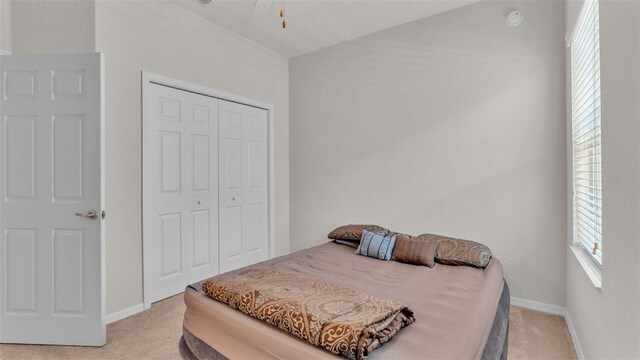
[{"left": 201, "top": 267, "right": 415, "bottom": 360}]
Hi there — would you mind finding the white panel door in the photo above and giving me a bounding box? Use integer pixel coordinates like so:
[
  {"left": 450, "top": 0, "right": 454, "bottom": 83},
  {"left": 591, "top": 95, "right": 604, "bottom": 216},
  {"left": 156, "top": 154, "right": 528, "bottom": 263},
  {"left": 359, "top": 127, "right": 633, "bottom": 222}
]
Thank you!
[
  {"left": 0, "top": 54, "right": 105, "bottom": 345},
  {"left": 146, "top": 84, "right": 218, "bottom": 302},
  {"left": 219, "top": 100, "right": 268, "bottom": 273}
]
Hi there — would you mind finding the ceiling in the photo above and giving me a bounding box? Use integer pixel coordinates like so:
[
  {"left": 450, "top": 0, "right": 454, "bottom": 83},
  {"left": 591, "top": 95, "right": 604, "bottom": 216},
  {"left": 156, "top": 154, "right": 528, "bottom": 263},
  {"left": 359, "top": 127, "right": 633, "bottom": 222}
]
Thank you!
[{"left": 174, "top": 0, "right": 482, "bottom": 58}]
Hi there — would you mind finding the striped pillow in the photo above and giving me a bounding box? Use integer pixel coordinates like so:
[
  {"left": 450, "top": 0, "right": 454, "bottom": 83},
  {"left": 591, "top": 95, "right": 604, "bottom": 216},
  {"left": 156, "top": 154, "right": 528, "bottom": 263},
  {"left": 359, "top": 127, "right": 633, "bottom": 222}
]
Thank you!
[{"left": 355, "top": 230, "right": 397, "bottom": 261}]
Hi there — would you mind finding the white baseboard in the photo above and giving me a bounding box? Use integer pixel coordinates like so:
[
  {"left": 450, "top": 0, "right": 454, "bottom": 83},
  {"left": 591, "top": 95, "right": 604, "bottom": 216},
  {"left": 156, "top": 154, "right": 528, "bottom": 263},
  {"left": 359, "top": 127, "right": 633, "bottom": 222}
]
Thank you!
[
  {"left": 563, "top": 309, "right": 586, "bottom": 360},
  {"left": 510, "top": 296, "right": 566, "bottom": 316},
  {"left": 105, "top": 303, "right": 145, "bottom": 325},
  {"left": 511, "top": 296, "right": 585, "bottom": 360},
  {"left": 269, "top": 251, "right": 291, "bottom": 259}
]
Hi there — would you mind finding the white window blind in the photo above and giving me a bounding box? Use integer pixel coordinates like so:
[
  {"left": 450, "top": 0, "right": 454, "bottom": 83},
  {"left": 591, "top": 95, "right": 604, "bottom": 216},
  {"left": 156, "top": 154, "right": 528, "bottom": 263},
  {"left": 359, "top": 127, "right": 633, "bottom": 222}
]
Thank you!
[{"left": 571, "top": 0, "right": 602, "bottom": 265}]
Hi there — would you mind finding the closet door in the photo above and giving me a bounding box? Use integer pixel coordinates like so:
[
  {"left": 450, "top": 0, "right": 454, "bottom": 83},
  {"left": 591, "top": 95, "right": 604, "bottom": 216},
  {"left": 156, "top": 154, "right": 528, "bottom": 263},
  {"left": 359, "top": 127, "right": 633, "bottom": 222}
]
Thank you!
[
  {"left": 147, "top": 84, "right": 219, "bottom": 302},
  {"left": 219, "top": 100, "right": 268, "bottom": 273},
  {"left": 184, "top": 92, "right": 219, "bottom": 284}
]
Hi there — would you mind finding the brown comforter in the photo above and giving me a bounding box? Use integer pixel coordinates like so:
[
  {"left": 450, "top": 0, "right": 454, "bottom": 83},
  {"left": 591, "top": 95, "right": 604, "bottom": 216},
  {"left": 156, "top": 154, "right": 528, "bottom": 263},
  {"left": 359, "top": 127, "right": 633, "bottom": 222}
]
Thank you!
[{"left": 201, "top": 267, "right": 414, "bottom": 360}]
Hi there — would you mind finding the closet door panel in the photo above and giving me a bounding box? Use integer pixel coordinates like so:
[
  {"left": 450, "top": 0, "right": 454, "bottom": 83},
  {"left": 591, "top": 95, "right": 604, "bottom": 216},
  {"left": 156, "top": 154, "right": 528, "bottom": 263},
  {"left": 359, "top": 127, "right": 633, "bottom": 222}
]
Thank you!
[
  {"left": 191, "top": 209, "right": 211, "bottom": 268},
  {"left": 184, "top": 92, "right": 219, "bottom": 284},
  {"left": 219, "top": 100, "right": 268, "bottom": 273},
  {"left": 147, "top": 85, "right": 219, "bottom": 301},
  {"left": 244, "top": 112, "right": 268, "bottom": 258},
  {"left": 148, "top": 84, "right": 187, "bottom": 301}
]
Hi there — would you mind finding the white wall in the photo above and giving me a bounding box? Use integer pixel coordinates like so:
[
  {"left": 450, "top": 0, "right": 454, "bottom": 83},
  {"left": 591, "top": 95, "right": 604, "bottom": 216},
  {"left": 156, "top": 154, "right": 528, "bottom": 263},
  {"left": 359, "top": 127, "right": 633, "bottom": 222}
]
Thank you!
[
  {"left": 565, "top": 1, "right": 640, "bottom": 358},
  {"left": 7, "top": 0, "right": 290, "bottom": 316},
  {"left": 94, "top": 1, "right": 290, "bottom": 315},
  {"left": 10, "top": 0, "right": 94, "bottom": 54},
  {"left": 0, "top": 0, "right": 11, "bottom": 52},
  {"left": 290, "top": 0, "right": 567, "bottom": 306}
]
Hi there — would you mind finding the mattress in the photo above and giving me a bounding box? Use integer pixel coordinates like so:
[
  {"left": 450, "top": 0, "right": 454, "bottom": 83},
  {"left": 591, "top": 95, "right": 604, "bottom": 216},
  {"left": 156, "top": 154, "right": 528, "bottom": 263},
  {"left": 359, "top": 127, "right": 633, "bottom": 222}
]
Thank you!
[{"left": 183, "top": 242, "right": 505, "bottom": 359}]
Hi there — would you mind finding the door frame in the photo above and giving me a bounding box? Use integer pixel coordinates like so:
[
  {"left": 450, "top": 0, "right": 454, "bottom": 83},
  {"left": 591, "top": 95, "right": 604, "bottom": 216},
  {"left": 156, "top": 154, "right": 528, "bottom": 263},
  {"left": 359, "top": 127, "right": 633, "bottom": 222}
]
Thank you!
[{"left": 141, "top": 72, "right": 275, "bottom": 310}]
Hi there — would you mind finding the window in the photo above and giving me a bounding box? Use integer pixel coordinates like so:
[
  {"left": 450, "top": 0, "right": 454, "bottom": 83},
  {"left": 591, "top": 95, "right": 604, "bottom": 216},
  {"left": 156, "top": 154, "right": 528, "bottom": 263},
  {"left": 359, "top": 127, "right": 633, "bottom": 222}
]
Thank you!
[{"left": 571, "top": 0, "right": 602, "bottom": 265}]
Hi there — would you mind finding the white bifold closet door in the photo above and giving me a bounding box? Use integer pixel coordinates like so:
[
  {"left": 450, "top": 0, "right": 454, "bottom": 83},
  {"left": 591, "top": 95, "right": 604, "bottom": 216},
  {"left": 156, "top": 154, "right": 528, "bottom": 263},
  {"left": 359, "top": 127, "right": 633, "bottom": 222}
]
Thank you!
[
  {"left": 219, "top": 100, "right": 269, "bottom": 273},
  {"left": 147, "top": 84, "right": 219, "bottom": 302}
]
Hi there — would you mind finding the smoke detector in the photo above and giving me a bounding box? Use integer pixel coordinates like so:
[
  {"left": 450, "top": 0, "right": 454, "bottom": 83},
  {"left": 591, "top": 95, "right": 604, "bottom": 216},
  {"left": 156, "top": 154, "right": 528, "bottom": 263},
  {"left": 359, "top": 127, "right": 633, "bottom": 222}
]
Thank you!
[{"left": 505, "top": 10, "right": 524, "bottom": 27}]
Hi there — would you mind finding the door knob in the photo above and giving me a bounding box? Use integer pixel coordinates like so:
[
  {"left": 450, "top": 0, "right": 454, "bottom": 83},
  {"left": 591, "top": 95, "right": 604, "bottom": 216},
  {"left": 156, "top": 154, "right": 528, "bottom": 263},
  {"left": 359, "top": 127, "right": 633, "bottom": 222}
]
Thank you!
[{"left": 75, "top": 210, "right": 98, "bottom": 220}]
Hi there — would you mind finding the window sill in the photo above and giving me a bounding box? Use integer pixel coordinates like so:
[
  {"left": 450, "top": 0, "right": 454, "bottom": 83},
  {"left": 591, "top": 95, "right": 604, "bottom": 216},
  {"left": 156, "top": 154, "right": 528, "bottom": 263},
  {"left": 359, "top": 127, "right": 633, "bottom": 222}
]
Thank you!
[{"left": 570, "top": 245, "right": 602, "bottom": 290}]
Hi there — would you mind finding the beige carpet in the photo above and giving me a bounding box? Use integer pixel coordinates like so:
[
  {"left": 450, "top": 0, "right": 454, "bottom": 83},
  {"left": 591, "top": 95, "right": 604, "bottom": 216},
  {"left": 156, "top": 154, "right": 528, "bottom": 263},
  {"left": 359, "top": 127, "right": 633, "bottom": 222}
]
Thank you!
[
  {"left": 0, "top": 295, "right": 184, "bottom": 360},
  {"left": 0, "top": 295, "right": 577, "bottom": 360},
  {"left": 508, "top": 306, "right": 578, "bottom": 360}
]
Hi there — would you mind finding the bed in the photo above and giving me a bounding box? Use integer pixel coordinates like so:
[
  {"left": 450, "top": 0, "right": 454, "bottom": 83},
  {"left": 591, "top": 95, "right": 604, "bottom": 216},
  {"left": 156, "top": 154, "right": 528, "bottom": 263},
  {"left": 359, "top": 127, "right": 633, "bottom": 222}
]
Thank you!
[{"left": 180, "top": 242, "right": 509, "bottom": 360}]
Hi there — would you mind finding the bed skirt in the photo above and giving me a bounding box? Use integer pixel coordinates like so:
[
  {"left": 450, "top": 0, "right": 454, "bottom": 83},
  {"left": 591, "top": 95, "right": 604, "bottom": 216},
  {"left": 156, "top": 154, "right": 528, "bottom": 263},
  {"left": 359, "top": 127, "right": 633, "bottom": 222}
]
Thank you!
[
  {"left": 179, "top": 280, "right": 510, "bottom": 360},
  {"left": 482, "top": 279, "right": 510, "bottom": 360}
]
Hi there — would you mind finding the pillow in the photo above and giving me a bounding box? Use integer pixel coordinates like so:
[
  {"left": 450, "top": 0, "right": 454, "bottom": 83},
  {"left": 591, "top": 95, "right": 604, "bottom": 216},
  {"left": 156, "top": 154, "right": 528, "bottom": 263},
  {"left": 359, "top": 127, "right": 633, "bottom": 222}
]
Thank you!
[
  {"left": 328, "top": 224, "right": 389, "bottom": 241},
  {"left": 355, "top": 230, "right": 397, "bottom": 261},
  {"left": 334, "top": 239, "right": 359, "bottom": 248},
  {"left": 391, "top": 234, "right": 437, "bottom": 268},
  {"left": 388, "top": 230, "right": 415, "bottom": 240},
  {"left": 420, "top": 233, "right": 492, "bottom": 268}
]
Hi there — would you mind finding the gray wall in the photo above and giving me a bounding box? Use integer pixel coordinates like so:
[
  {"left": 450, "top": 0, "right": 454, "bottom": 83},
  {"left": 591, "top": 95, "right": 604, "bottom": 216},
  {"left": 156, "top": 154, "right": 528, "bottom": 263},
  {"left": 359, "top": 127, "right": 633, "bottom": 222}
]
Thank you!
[
  {"left": 565, "top": 1, "right": 640, "bottom": 358},
  {"left": 290, "top": 0, "right": 567, "bottom": 306},
  {"left": 0, "top": 0, "right": 11, "bottom": 52},
  {"left": 6, "top": 0, "right": 290, "bottom": 317},
  {"left": 10, "top": 0, "right": 94, "bottom": 54},
  {"left": 95, "top": 0, "right": 290, "bottom": 315}
]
